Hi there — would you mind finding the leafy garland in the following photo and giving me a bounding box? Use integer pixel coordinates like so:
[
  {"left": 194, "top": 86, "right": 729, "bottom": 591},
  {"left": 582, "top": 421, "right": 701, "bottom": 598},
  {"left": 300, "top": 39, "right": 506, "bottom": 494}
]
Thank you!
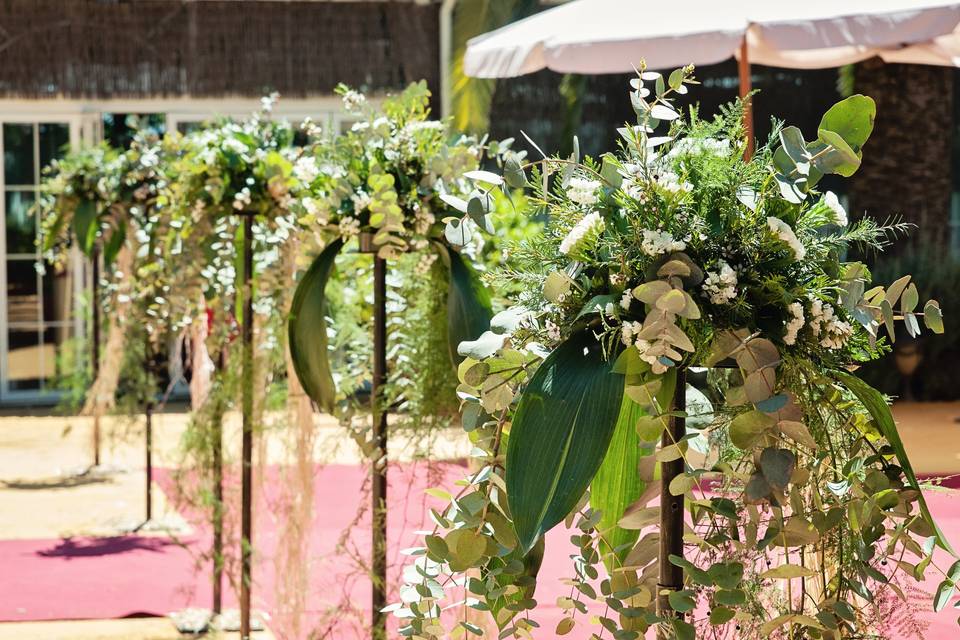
[{"left": 391, "top": 66, "right": 954, "bottom": 639}]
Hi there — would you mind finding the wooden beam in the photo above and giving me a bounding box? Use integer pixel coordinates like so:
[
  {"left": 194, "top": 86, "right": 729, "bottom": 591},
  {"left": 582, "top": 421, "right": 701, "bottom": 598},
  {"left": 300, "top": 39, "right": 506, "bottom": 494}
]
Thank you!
[{"left": 738, "top": 37, "right": 755, "bottom": 161}]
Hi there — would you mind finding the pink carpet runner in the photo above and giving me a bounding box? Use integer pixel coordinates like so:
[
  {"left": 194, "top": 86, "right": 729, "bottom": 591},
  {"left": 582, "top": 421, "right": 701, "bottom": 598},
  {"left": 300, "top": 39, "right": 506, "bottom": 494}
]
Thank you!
[{"left": 1, "top": 463, "right": 958, "bottom": 638}]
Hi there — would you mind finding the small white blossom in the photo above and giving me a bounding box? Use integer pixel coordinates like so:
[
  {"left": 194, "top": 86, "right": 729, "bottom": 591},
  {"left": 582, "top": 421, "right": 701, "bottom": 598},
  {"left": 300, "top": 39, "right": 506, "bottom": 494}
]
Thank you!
[
  {"left": 783, "top": 302, "right": 805, "bottom": 346},
  {"left": 233, "top": 187, "right": 252, "bottom": 210},
  {"left": 703, "top": 261, "right": 738, "bottom": 305},
  {"left": 666, "top": 137, "right": 730, "bottom": 160},
  {"left": 604, "top": 302, "right": 616, "bottom": 317},
  {"left": 545, "top": 319, "right": 562, "bottom": 342},
  {"left": 824, "top": 191, "right": 848, "bottom": 227},
  {"left": 293, "top": 156, "right": 319, "bottom": 184},
  {"left": 342, "top": 89, "right": 366, "bottom": 113},
  {"left": 223, "top": 138, "right": 249, "bottom": 155},
  {"left": 260, "top": 92, "right": 280, "bottom": 113},
  {"left": 620, "top": 289, "right": 633, "bottom": 311},
  {"left": 339, "top": 216, "right": 361, "bottom": 237},
  {"left": 559, "top": 212, "right": 605, "bottom": 259},
  {"left": 352, "top": 190, "right": 372, "bottom": 213},
  {"left": 808, "top": 298, "right": 852, "bottom": 349},
  {"left": 767, "top": 217, "right": 806, "bottom": 261},
  {"left": 413, "top": 252, "right": 438, "bottom": 276},
  {"left": 651, "top": 169, "right": 692, "bottom": 193},
  {"left": 640, "top": 229, "right": 686, "bottom": 257},
  {"left": 566, "top": 177, "right": 601, "bottom": 206}
]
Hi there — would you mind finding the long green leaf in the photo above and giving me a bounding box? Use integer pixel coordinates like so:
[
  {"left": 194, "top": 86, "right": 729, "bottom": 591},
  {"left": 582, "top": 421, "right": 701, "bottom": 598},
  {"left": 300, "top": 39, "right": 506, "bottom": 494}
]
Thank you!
[
  {"left": 506, "top": 331, "right": 625, "bottom": 552},
  {"left": 591, "top": 369, "right": 676, "bottom": 565},
  {"left": 446, "top": 248, "right": 493, "bottom": 367},
  {"left": 288, "top": 239, "right": 344, "bottom": 413},
  {"left": 72, "top": 199, "right": 98, "bottom": 257},
  {"left": 834, "top": 370, "right": 956, "bottom": 555}
]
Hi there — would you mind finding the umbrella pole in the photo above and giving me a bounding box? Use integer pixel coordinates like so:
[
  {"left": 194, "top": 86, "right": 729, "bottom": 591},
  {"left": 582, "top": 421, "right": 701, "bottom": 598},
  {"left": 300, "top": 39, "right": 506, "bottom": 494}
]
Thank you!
[
  {"left": 239, "top": 212, "right": 255, "bottom": 640},
  {"left": 738, "top": 37, "right": 755, "bottom": 160},
  {"left": 657, "top": 367, "right": 686, "bottom": 636},
  {"left": 91, "top": 247, "right": 101, "bottom": 468},
  {"left": 371, "top": 249, "right": 389, "bottom": 640}
]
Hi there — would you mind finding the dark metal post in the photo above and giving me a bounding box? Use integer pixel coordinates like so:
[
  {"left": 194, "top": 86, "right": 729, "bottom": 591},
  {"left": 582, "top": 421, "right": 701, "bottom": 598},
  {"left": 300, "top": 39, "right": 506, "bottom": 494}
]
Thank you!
[
  {"left": 371, "top": 252, "right": 388, "bottom": 640},
  {"left": 91, "top": 247, "right": 101, "bottom": 467},
  {"left": 212, "top": 349, "right": 225, "bottom": 616},
  {"left": 240, "top": 213, "right": 255, "bottom": 640},
  {"left": 657, "top": 367, "right": 686, "bottom": 634},
  {"left": 145, "top": 401, "right": 153, "bottom": 522}
]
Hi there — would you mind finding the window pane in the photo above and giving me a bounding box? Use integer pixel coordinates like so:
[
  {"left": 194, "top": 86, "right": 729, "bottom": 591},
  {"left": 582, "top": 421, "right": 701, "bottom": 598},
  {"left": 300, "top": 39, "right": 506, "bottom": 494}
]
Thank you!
[
  {"left": 103, "top": 113, "right": 165, "bottom": 149},
  {"left": 7, "top": 259, "right": 39, "bottom": 324},
  {"left": 3, "top": 123, "right": 35, "bottom": 186},
  {"left": 7, "top": 328, "right": 42, "bottom": 391},
  {"left": 5, "top": 190, "right": 36, "bottom": 254},
  {"left": 38, "top": 123, "right": 69, "bottom": 172},
  {"left": 41, "top": 325, "right": 74, "bottom": 390},
  {"left": 41, "top": 260, "right": 72, "bottom": 323},
  {"left": 177, "top": 121, "right": 204, "bottom": 135}
]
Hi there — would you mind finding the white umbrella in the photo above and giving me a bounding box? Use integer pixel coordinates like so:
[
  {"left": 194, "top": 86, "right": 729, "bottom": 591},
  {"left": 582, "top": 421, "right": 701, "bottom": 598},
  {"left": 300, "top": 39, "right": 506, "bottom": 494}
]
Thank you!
[{"left": 464, "top": 0, "right": 960, "bottom": 155}]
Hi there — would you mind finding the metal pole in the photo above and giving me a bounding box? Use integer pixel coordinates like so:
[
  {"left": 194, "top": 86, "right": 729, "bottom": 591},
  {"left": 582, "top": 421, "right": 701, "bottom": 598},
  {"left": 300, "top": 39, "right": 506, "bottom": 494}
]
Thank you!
[
  {"left": 371, "top": 253, "right": 388, "bottom": 640},
  {"left": 91, "top": 247, "right": 101, "bottom": 467},
  {"left": 212, "top": 349, "right": 225, "bottom": 616},
  {"left": 738, "top": 36, "right": 755, "bottom": 161},
  {"left": 657, "top": 367, "right": 686, "bottom": 635},
  {"left": 145, "top": 401, "right": 153, "bottom": 522},
  {"left": 240, "top": 212, "right": 255, "bottom": 640}
]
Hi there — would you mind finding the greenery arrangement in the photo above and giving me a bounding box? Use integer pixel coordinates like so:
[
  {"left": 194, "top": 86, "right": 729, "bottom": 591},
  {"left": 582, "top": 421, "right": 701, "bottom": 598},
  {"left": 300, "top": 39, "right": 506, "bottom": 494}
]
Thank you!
[
  {"left": 391, "top": 65, "right": 952, "bottom": 639},
  {"left": 288, "top": 82, "right": 499, "bottom": 419}
]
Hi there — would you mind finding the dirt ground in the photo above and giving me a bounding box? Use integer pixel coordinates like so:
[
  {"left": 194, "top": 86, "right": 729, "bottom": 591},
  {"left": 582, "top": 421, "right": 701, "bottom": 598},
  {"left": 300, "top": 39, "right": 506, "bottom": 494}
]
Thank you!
[{"left": 0, "top": 403, "right": 957, "bottom": 638}]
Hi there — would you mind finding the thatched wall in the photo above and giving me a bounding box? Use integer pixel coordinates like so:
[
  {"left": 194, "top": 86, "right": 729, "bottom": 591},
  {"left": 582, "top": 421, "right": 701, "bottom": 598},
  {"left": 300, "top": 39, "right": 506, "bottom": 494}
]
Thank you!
[{"left": 0, "top": 0, "right": 439, "bottom": 98}]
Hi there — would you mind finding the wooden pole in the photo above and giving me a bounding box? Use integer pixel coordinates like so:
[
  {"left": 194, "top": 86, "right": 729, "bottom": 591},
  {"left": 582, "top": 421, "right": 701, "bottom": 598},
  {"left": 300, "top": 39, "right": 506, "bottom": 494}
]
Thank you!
[
  {"left": 91, "top": 247, "right": 101, "bottom": 468},
  {"left": 212, "top": 349, "right": 225, "bottom": 616},
  {"left": 240, "top": 212, "right": 255, "bottom": 640},
  {"left": 145, "top": 401, "right": 153, "bottom": 522},
  {"left": 657, "top": 367, "right": 686, "bottom": 635},
  {"left": 738, "top": 36, "right": 755, "bottom": 161},
  {"left": 371, "top": 249, "right": 389, "bottom": 640}
]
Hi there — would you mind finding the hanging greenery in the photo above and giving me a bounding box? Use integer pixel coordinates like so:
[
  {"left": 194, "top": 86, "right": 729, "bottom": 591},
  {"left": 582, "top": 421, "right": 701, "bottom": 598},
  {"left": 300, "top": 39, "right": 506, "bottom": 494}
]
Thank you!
[
  {"left": 390, "top": 65, "right": 953, "bottom": 639},
  {"left": 287, "top": 82, "right": 501, "bottom": 421}
]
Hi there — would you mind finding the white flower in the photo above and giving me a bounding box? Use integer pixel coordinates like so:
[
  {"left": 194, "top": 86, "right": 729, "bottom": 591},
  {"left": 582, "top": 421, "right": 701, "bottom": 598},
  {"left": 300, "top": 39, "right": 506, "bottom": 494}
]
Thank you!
[
  {"left": 293, "top": 156, "right": 319, "bottom": 184},
  {"left": 783, "top": 302, "right": 805, "bottom": 346},
  {"left": 824, "top": 191, "right": 848, "bottom": 227},
  {"left": 223, "top": 138, "right": 248, "bottom": 155},
  {"left": 352, "top": 190, "right": 372, "bottom": 213},
  {"left": 640, "top": 229, "right": 686, "bottom": 257},
  {"left": 342, "top": 89, "right": 366, "bottom": 113},
  {"left": 339, "top": 216, "right": 361, "bottom": 237},
  {"left": 651, "top": 169, "right": 692, "bottom": 193},
  {"left": 233, "top": 187, "right": 252, "bottom": 210},
  {"left": 559, "top": 212, "right": 605, "bottom": 260},
  {"left": 413, "top": 204, "right": 435, "bottom": 235},
  {"left": 545, "top": 319, "right": 562, "bottom": 342},
  {"left": 620, "top": 289, "right": 633, "bottom": 311},
  {"left": 604, "top": 302, "right": 616, "bottom": 317},
  {"left": 566, "top": 177, "right": 601, "bottom": 206},
  {"left": 414, "top": 252, "right": 438, "bottom": 276},
  {"left": 260, "top": 92, "right": 280, "bottom": 113},
  {"left": 808, "top": 298, "right": 852, "bottom": 349},
  {"left": 666, "top": 137, "right": 730, "bottom": 160},
  {"left": 767, "top": 217, "right": 806, "bottom": 261},
  {"left": 703, "top": 261, "right": 738, "bottom": 305}
]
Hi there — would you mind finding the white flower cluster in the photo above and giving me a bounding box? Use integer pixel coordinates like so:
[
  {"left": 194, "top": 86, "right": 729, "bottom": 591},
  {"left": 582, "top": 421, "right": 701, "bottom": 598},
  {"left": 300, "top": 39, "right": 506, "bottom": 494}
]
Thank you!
[
  {"left": 301, "top": 197, "right": 329, "bottom": 225},
  {"left": 666, "top": 137, "right": 730, "bottom": 160},
  {"left": 352, "top": 190, "right": 372, "bottom": 213},
  {"left": 651, "top": 169, "right": 692, "bottom": 193},
  {"left": 620, "top": 289, "right": 633, "bottom": 310},
  {"left": 783, "top": 302, "right": 805, "bottom": 346},
  {"left": 339, "top": 216, "right": 360, "bottom": 237},
  {"left": 640, "top": 229, "right": 686, "bottom": 257},
  {"left": 223, "top": 137, "right": 249, "bottom": 156},
  {"left": 293, "top": 156, "right": 319, "bottom": 184},
  {"left": 702, "top": 261, "right": 738, "bottom": 304},
  {"left": 413, "top": 252, "right": 438, "bottom": 277},
  {"left": 809, "top": 299, "right": 853, "bottom": 349},
  {"left": 766, "top": 217, "right": 806, "bottom": 261},
  {"left": 620, "top": 322, "right": 659, "bottom": 367},
  {"left": 342, "top": 89, "right": 366, "bottom": 113},
  {"left": 566, "top": 177, "right": 601, "bottom": 206},
  {"left": 413, "top": 204, "right": 435, "bottom": 235},
  {"left": 545, "top": 319, "right": 561, "bottom": 342},
  {"left": 559, "top": 211, "right": 605, "bottom": 259},
  {"left": 233, "top": 187, "right": 252, "bottom": 210},
  {"left": 824, "top": 191, "right": 848, "bottom": 227}
]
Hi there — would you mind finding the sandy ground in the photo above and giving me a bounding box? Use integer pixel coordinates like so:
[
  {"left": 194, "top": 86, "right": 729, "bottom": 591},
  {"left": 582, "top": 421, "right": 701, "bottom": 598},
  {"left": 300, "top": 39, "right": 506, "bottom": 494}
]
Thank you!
[{"left": 0, "top": 403, "right": 958, "bottom": 638}]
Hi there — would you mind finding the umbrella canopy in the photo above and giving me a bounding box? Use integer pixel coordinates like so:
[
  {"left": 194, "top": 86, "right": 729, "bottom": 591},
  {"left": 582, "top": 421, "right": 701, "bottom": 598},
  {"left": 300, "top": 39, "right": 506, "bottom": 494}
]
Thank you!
[{"left": 464, "top": 0, "right": 960, "bottom": 78}]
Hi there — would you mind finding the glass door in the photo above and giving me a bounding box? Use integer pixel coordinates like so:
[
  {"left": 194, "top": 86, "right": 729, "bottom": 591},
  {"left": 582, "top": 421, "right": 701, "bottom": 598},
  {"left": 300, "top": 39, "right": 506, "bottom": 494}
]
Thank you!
[{"left": 0, "top": 118, "right": 84, "bottom": 402}]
